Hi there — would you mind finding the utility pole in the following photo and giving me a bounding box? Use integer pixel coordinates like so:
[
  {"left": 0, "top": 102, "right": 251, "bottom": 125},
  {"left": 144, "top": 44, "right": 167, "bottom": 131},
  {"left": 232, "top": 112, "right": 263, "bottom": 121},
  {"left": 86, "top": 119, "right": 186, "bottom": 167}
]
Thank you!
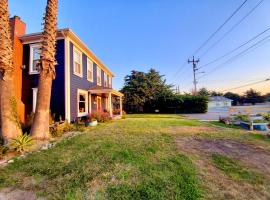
[{"left": 188, "top": 56, "right": 200, "bottom": 95}]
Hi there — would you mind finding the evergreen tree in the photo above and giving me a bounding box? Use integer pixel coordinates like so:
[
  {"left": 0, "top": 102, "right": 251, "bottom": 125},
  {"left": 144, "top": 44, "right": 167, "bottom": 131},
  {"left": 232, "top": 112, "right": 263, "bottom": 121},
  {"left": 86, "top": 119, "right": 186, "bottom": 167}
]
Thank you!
[{"left": 121, "top": 69, "right": 173, "bottom": 113}]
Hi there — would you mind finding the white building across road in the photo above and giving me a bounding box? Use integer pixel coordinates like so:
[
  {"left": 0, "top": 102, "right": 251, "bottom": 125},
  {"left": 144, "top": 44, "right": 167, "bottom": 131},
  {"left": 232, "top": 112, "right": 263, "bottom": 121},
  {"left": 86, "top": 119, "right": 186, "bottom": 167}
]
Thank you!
[{"left": 208, "top": 96, "right": 233, "bottom": 108}]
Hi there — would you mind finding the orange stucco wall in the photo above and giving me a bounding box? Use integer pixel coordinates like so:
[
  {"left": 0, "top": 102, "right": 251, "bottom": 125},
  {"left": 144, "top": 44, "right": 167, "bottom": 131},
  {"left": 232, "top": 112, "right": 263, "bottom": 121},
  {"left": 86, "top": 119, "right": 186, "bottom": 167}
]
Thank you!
[{"left": 10, "top": 16, "right": 26, "bottom": 123}]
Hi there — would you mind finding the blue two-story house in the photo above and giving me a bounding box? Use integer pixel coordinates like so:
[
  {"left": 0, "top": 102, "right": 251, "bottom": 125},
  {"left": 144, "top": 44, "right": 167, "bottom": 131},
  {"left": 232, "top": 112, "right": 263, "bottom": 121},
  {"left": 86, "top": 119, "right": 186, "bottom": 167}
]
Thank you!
[{"left": 12, "top": 16, "right": 123, "bottom": 123}]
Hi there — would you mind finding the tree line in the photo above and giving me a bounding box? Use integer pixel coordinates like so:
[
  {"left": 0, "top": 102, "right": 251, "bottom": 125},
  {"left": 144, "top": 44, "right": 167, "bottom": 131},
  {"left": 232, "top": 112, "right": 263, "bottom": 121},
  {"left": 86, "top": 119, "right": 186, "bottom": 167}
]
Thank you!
[
  {"left": 121, "top": 69, "right": 208, "bottom": 113},
  {"left": 198, "top": 87, "right": 269, "bottom": 105},
  {"left": 0, "top": 0, "right": 58, "bottom": 144}
]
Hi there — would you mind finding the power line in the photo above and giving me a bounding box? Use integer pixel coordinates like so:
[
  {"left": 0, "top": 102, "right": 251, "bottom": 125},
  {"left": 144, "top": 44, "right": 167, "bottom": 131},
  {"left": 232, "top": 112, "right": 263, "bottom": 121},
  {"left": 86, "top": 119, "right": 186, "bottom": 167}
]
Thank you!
[
  {"left": 170, "top": 61, "right": 188, "bottom": 83},
  {"left": 220, "top": 78, "right": 270, "bottom": 92},
  {"left": 199, "top": 27, "right": 270, "bottom": 69},
  {"left": 198, "top": 33, "right": 270, "bottom": 79},
  {"left": 182, "top": 35, "right": 270, "bottom": 91},
  {"left": 192, "top": 0, "right": 248, "bottom": 56},
  {"left": 171, "top": 0, "right": 249, "bottom": 84},
  {"left": 199, "top": 0, "right": 264, "bottom": 58}
]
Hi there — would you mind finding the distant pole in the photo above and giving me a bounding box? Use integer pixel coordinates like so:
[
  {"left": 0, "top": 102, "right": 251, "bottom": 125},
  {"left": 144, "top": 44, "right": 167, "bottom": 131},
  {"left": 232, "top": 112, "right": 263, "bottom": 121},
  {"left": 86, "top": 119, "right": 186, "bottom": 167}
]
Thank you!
[{"left": 188, "top": 56, "right": 200, "bottom": 95}]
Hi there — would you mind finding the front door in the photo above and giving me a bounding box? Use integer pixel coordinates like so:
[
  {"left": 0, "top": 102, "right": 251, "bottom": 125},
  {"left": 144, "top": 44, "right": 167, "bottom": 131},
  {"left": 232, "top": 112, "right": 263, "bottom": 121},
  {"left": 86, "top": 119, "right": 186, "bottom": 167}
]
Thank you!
[{"left": 97, "top": 97, "right": 102, "bottom": 112}]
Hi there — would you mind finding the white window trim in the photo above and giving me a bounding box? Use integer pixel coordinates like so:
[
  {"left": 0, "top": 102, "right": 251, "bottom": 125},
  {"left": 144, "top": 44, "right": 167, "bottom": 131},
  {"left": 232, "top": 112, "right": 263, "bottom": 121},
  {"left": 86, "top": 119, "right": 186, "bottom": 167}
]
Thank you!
[
  {"left": 87, "top": 58, "right": 94, "bottom": 82},
  {"left": 73, "top": 46, "right": 83, "bottom": 77},
  {"left": 108, "top": 76, "right": 112, "bottom": 88},
  {"left": 32, "top": 88, "right": 38, "bottom": 112},
  {"left": 77, "top": 89, "right": 88, "bottom": 117},
  {"left": 104, "top": 73, "right": 108, "bottom": 87},
  {"left": 29, "top": 43, "right": 41, "bottom": 75},
  {"left": 97, "top": 66, "right": 102, "bottom": 86}
]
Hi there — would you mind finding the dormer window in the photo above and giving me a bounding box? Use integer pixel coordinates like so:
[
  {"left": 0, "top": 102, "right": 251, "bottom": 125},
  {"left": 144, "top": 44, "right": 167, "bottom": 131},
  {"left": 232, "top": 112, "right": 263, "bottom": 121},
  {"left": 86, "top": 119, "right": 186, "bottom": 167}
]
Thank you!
[
  {"left": 73, "top": 47, "right": 82, "bottom": 77},
  {"left": 29, "top": 44, "right": 41, "bottom": 74},
  {"left": 97, "top": 66, "right": 101, "bottom": 86}
]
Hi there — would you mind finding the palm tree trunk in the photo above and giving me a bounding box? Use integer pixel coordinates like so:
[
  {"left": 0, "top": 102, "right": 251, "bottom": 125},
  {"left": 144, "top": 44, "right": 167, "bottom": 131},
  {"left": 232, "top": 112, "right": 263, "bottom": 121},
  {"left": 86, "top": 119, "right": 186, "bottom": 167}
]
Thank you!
[
  {"left": 30, "top": 0, "right": 58, "bottom": 139},
  {"left": 0, "top": 0, "right": 22, "bottom": 143},
  {"left": 30, "top": 69, "right": 52, "bottom": 139}
]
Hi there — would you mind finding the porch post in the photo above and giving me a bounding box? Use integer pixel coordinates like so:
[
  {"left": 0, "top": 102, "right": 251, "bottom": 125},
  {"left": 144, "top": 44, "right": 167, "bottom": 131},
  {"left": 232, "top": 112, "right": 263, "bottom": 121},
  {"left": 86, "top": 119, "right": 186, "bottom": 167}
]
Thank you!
[
  {"left": 109, "top": 92, "right": 113, "bottom": 117},
  {"left": 89, "top": 92, "right": 91, "bottom": 114},
  {"left": 120, "top": 96, "right": 123, "bottom": 116}
]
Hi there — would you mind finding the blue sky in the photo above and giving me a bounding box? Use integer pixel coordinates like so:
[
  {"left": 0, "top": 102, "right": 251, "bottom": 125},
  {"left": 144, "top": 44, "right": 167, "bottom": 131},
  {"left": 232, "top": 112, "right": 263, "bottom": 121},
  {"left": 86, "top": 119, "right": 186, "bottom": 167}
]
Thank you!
[{"left": 9, "top": 0, "right": 270, "bottom": 94}]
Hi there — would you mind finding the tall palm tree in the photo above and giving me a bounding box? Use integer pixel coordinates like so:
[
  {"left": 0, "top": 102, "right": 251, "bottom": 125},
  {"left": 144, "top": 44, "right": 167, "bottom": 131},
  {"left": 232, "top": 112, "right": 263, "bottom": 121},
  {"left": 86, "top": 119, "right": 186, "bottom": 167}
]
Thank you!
[
  {"left": 30, "top": 0, "right": 58, "bottom": 139},
  {"left": 0, "top": 0, "right": 22, "bottom": 143}
]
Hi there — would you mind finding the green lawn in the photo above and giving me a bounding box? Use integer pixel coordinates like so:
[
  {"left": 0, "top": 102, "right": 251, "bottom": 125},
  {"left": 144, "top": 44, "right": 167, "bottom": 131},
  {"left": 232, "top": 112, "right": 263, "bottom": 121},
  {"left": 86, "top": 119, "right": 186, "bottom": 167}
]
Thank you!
[{"left": 0, "top": 114, "right": 269, "bottom": 200}]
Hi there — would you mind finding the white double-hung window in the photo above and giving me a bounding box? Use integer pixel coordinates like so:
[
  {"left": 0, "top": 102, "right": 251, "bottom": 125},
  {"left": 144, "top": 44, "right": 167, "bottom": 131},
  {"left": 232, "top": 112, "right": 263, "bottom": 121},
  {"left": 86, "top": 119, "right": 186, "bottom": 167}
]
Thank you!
[
  {"left": 104, "top": 73, "right": 108, "bottom": 87},
  {"left": 97, "top": 66, "right": 101, "bottom": 86},
  {"left": 87, "top": 58, "right": 93, "bottom": 82},
  {"left": 29, "top": 44, "right": 41, "bottom": 74},
  {"left": 78, "top": 89, "right": 88, "bottom": 117},
  {"left": 73, "top": 47, "right": 82, "bottom": 77}
]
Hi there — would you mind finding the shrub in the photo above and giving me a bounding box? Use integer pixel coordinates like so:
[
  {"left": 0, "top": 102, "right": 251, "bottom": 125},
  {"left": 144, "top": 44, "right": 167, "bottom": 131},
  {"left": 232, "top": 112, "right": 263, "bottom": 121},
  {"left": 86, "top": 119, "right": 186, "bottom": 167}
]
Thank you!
[
  {"left": 50, "top": 121, "right": 74, "bottom": 137},
  {"left": 219, "top": 117, "right": 231, "bottom": 125},
  {"left": 21, "top": 112, "right": 35, "bottom": 133},
  {"left": 9, "top": 134, "right": 34, "bottom": 154},
  {"left": 253, "top": 119, "right": 268, "bottom": 123},
  {"left": 156, "top": 95, "right": 208, "bottom": 114},
  {"left": 262, "top": 113, "right": 270, "bottom": 122},
  {"left": 113, "top": 109, "right": 121, "bottom": 115},
  {"left": 122, "top": 111, "right": 127, "bottom": 119},
  {"left": 90, "top": 111, "right": 112, "bottom": 123},
  {"left": 85, "top": 115, "right": 97, "bottom": 123},
  {"left": 234, "top": 114, "right": 249, "bottom": 122},
  {"left": 0, "top": 145, "right": 9, "bottom": 159}
]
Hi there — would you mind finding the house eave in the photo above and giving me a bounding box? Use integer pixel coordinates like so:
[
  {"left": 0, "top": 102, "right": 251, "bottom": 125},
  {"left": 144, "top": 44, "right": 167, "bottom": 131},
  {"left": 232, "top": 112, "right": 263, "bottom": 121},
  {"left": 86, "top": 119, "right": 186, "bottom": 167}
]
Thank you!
[{"left": 19, "top": 28, "right": 115, "bottom": 77}]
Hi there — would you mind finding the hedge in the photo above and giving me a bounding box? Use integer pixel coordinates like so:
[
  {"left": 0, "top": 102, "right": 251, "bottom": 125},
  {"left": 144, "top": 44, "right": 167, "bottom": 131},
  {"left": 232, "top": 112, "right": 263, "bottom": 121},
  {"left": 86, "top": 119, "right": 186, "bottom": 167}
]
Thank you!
[{"left": 156, "top": 95, "right": 208, "bottom": 114}]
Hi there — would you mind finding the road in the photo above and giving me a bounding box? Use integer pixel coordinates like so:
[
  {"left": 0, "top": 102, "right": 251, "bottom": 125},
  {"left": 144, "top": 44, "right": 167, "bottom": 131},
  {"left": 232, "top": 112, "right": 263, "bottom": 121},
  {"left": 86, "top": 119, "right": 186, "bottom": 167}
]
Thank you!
[{"left": 184, "top": 103, "right": 270, "bottom": 121}]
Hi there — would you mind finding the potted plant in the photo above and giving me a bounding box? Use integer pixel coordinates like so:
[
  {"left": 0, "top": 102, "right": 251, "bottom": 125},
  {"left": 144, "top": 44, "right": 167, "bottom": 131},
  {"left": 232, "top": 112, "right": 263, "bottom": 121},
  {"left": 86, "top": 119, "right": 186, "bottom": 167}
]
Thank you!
[{"left": 85, "top": 115, "right": 98, "bottom": 127}]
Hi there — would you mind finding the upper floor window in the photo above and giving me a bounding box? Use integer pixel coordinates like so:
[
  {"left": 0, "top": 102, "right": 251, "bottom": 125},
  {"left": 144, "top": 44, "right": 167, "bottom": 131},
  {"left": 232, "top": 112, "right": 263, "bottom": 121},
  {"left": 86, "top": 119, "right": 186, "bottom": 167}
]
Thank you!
[
  {"left": 108, "top": 76, "right": 112, "bottom": 88},
  {"left": 73, "top": 47, "right": 82, "bottom": 77},
  {"left": 87, "top": 58, "right": 93, "bottom": 82},
  {"left": 29, "top": 44, "right": 41, "bottom": 74},
  {"left": 104, "top": 73, "right": 108, "bottom": 87},
  {"left": 97, "top": 66, "right": 101, "bottom": 86}
]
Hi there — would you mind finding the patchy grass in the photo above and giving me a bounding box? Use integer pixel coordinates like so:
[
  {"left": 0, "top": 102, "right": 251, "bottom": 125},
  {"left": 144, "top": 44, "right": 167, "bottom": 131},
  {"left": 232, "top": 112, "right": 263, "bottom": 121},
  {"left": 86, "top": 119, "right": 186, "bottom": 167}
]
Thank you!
[
  {"left": 1, "top": 114, "right": 269, "bottom": 200},
  {"left": 207, "top": 121, "right": 242, "bottom": 129},
  {"left": 0, "top": 116, "right": 201, "bottom": 200},
  {"left": 245, "top": 133, "right": 270, "bottom": 142},
  {"left": 126, "top": 114, "right": 183, "bottom": 118},
  {"left": 211, "top": 153, "right": 264, "bottom": 185}
]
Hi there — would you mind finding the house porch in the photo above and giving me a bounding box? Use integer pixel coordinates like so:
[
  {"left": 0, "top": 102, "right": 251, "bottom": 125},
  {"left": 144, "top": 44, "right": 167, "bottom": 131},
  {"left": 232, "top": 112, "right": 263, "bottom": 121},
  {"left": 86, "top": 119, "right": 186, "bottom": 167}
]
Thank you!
[{"left": 88, "top": 87, "right": 124, "bottom": 117}]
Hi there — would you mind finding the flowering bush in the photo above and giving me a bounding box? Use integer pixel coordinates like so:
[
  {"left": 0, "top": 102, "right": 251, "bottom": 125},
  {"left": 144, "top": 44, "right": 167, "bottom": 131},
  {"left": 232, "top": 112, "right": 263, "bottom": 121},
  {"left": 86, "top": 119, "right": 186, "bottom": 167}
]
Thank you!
[
  {"left": 85, "top": 115, "right": 97, "bottom": 123},
  {"left": 90, "top": 111, "right": 112, "bottom": 123},
  {"left": 113, "top": 109, "right": 121, "bottom": 115}
]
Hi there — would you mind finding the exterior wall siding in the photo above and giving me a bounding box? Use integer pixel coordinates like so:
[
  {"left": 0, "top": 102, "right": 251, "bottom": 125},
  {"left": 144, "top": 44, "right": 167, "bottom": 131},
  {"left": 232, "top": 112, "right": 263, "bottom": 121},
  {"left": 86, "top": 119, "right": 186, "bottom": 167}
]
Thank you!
[
  {"left": 69, "top": 41, "right": 114, "bottom": 121},
  {"left": 22, "top": 39, "right": 65, "bottom": 120},
  {"left": 17, "top": 30, "right": 115, "bottom": 123},
  {"left": 69, "top": 42, "right": 99, "bottom": 121},
  {"left": 51, "top": 39, "right": 65, "bottom": 120}
]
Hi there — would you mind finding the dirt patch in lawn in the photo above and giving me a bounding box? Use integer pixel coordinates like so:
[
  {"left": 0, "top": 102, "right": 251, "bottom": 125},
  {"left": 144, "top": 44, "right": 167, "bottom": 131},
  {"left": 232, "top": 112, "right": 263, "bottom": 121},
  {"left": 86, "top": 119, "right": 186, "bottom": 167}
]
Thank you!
[
  {"left": 176, "top": 137, "right": 270, "bottom": 199},
  {"left": 176, "top": 137, "right": 270, "bottom": 176},
  {"left": 0, "top": 188, "right": 45, "bottom": 200}
]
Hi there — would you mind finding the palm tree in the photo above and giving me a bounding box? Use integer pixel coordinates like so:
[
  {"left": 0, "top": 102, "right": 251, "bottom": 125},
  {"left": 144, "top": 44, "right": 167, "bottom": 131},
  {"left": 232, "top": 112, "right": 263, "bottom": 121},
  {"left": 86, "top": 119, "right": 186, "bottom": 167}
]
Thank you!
[
  {"left": 30, "top": 0, "right": 58, "bottom": 139},
  {"left": 0, "top": 0, "right": 22, "bottom": 143}
]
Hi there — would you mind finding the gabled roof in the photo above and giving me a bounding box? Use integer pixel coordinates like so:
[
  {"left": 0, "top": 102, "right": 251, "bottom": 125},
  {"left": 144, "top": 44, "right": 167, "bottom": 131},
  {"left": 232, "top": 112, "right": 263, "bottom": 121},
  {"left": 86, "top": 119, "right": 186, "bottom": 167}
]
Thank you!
[
  {"left": 19, "top": 28, "right": 114, "bottom": 77},
  {"left": 209, "top": 96, "right": 233, "bottom": 102}
]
